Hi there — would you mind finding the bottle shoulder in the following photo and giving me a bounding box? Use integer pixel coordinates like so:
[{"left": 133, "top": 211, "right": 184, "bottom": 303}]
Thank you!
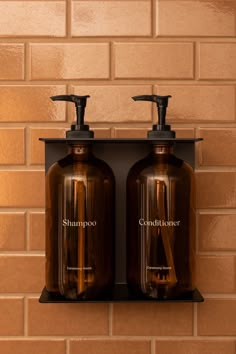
[
  {"left": 128, "top": 153, "right": 193, "bottom": 178},
  {"left": 47, "top": 154, "right": 114, "bottom": 178}
]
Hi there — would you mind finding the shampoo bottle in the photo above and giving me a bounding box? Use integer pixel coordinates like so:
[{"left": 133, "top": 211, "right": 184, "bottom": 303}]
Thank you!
[
  {"left": 46, "top": 95, "right": 115, "bottom": 300},
  {"left": 126, "top": 95, "right": 195, "bottom": 299}
]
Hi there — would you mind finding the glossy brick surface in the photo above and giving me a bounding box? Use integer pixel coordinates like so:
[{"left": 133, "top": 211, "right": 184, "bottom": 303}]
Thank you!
[
  {"left": 197, "top": 128, "right": 236, "bottom": 166},
  {"left": 72, "top": 85, "right": 153, "bottom": 122},
  {"left": 0, "top": 256, "right": 44, "bottom": 293},
  {"left": 29, "top": 212, "right": 45, "bottom": 251},
  {"left": 1, "top": 0, "right": 236, "bottom": 350},
  {"left": 199, "top": 43, "right": 236, "bottom": 79},
  {"left": 0, "top": 2, "right": 65, "bottom": 37},
  {"left": 70, "top": 340, "right": 151, "bottom": 354},
  {"left": 0, "top": 213, "right": 25, "bottom": 250},
  {"left": 113, "top": 303, "right": 193, "bottom": 335},
  {"left": 156, "top": 0, "right": 236, "bottom": 37},
  {"left": 28, "top": 298, "right": 109, "bottom": 335},
  {"left": 114, "top": 43, "right": 194, "bottom": 79},
  {"left": 155, "top": 340, "right": 236, "bottom": 354},
  {"left": 198, "top": 213, "right": 236, "bottom": 251},
  {"left": 198, "top": 299, "right": 236, "bottom": 335},
  {"left": 30, "top": 44, "right": 110, "bottom": 79},
  {"left": 72, "top": 1, "right": 151, "bottom": 36},
  {"left": 0, "top": 298, "right": 24, "bottom": 335},
  {"left": 0, "top": 341, "right": 66, "bottom": 354},
  {"left": 0, "top": 128, "right": 25, "bottom": 164},
  {"left": 155, "top": 86, "right": 235, "bottom": 122},
  {"left": 0, "top": 44, "right": 24, "bottom": 80},
  {"left": 0, "top": 86, "right": 66, "bottom": 122}
]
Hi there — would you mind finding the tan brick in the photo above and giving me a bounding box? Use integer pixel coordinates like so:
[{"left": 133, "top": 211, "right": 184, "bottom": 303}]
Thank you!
[
  {"left": 198, "top": 299, "right": 236, "bottom": 335},
  {"left": 198, "top": 213, "right": 236, "bottom": 251},
  {"left": 113, "top": 303, "right": 193, "bottom": 335},
  {"left": 114, "top": 127, "right": 194, "bottom": 139},
  {"left": 174, "top": 128, "right": 195, "bottom": 138},
  {"left": 0, "top": 256, "right": 44, "bottom": 293},
  {"left": 29, "top": 212, "right": 45, "bottom": 251},
  {"left": 70, "top": 340, "right": 151, "bottom": 354},
  {"left": 0, "top": 171, "right": 44, "bottom": 207},
  {"left": 199, "top": 43, "right": 236, "bottom": 79},
  {"left": 72, "top": 1, "right": 151, "bottom": 36},
  {"left": 197, "top": 128, "right": 236, "bottom": 166},
  {"left": 0, "top": 86, "right": 66, "bottom": 122},
  {"left": 196, "top": 256, "right": 236, "bottom": 294},
  {"left": 0, "top": 298, "right": 24, "bottom": 335},
  {"left": 154, "top": 86, "right": 235, "bottom": 122},
  {"left": 0, "top": 340, "right": 66, "bottom": 354},
  {"left": 114, "top": 43, "right": 194, "bottom": 79},
  {"left": 0, "top": 213, "right": 25, "bottom": 250},
  {"left": 92, "top": 128, "right": 111, "bottom": 138},
  {"left": 72, "top": 85, "right": 152, "bottom": 123},
  {"left": 30, "top": 44, "right": 109, "bottom": 79},
  {"left": 30, "top": 128, "right": 66, "bottom": 165},
  {"left": 156, "top": 0, "right": 236, "bottom": 37},
  {"left": 0, "top": 128, "right": 25, "bottom": 164},
  {"left": 155, "top": 340, "right": 235, "bottom": 354},
  {"left": 28, "top": 298, "right": 109, "bottom": 335},
  {"left": 114, "top": 128, "right": 149, "bottom": 138},
  {"left": 0, "top": 2, "right": 65, "bottom": 37},
  {"left": 196, "top": 172, "right": 236, "bottom": 208},
  {"left": 0, "top": 44, "right": 24, "bottom": 80}
]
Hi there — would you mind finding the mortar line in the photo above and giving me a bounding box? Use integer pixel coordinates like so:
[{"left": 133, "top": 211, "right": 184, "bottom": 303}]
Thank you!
[
  {"left": 193, "top": 303, "right": 198, "bottom": 336},
  {"left": 197, "top": 251, "right": 236, "bottom": 256},
  {"left": 26, "top": 210, "right": 30, "bottom": 251},
  {"left": 1, "top": 36, "right": 236, "bottom": 42},
  {"left": 0, "top": 335, "right": 235, "bottom": 340},
  {"left": 195, "top": 211, "right": 199, "bottom": 254},
  {"left": 2, "top": 79, "right": 236, "bottom": 85},
  {"left": 0, "top": 208, "right": 44, "bottom": 212},
  {"left": 66, "top": 338, "right": 70, "bottom": 354},
  {"left": 0, "top": 251, "right": 44, "bottom": 255},
  {"left": 197, "top": 208, "right": 236, "bottom": 213},
  {"left": 109, "top": 41, "right": 114, "bottom": 81},
  {"left": 108, "top": 303, "right": 113, "bottom": 336},
  {"left": 24, "top": 296, "right": 28, "bottom": 336},
  {"left": 151, "top": 338, "right": 156, "bottom": 354},
  {"left": 66, "top": 0, "right": 72, "bottom": 38},
  {"left": 1, "top": 122, "right": 236, "bottom": 128},
  {"left": 152, "top": 0, "right": 157, "bottom": 38},
  {"left": 0, "top": 166, "right": 44, "bottom": 170},
  {"left": 194, "top": 41, "right": 199, "bottom": 81},
  {"left": 24, "top": 42, "right": 30, "bottom": 82},
  {"left": 25, "top": 125, "right": 30, "bottom": 167}
]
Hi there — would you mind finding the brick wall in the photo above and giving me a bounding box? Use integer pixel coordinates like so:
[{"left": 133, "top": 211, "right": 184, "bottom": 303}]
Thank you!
[{"left": 0, "top": 1, "right": 236, "bottom": 354}]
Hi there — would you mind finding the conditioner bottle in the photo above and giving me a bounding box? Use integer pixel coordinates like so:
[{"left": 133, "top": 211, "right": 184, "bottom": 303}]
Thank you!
[{"left": 126, "top": 95, "right": 195, "bottom": 299}]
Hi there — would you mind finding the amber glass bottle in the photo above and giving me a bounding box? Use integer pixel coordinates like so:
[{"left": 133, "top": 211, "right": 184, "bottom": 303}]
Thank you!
[
  {"left": 126, "top": 95, "right": 195, "bottom": 299},
  {"left": 46, "top": 95, "right": 115, "bottom": 299}
]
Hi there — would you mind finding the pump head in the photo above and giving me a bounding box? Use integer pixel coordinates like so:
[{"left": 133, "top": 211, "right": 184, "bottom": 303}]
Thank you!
[
  {"left": 132, "top": 95, "right": 175, "bottom": 138},
  {"left": 50, "top": 94, "right": 94, "bottom": 138}
]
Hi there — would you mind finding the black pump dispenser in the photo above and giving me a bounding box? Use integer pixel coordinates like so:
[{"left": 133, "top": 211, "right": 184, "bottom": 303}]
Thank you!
[
  {"left": 132, "top": 95, "right": 175, "bottom": 138},
  {"left": 51, "top": 94, "right": 94, "bottom": 138}
]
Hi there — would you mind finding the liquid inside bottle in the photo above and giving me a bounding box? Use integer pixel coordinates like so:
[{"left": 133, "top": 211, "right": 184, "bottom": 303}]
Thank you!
[
  {"left": 46, "top": 144, "right": 115, "bottom": 299},
  {"left": 126, "top": 144, "right": 195, "bottom": 299}
]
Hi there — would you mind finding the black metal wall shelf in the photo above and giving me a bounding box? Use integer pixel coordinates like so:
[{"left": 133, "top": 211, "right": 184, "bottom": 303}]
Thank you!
[
  {"left": 39, "top": 285, "right": 204, "bottom": 303},
  {"left": 39, "top": 137, "right": 204, "bottom": 303}
]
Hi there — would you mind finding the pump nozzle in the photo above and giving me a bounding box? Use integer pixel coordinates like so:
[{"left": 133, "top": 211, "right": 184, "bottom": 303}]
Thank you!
[
  {"left": 50, "top": 94, "right": 94, "bottom": 138},
  {"left": 132, "top": 95, "right": 175, "bottom": 138}
]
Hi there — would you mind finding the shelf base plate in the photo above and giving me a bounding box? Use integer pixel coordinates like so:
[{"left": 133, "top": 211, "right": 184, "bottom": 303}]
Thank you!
[{"left": 39, "top": 284, "right": 204, "bottom": 303}]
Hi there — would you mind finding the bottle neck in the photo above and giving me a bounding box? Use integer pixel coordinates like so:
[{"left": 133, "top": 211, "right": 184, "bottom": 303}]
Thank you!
[
  {"left": 68, "top": 144, "right": 93, "bottom": 160},
  {"left": 152, "top": 144, "right": 174, "bottom": 155}
]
